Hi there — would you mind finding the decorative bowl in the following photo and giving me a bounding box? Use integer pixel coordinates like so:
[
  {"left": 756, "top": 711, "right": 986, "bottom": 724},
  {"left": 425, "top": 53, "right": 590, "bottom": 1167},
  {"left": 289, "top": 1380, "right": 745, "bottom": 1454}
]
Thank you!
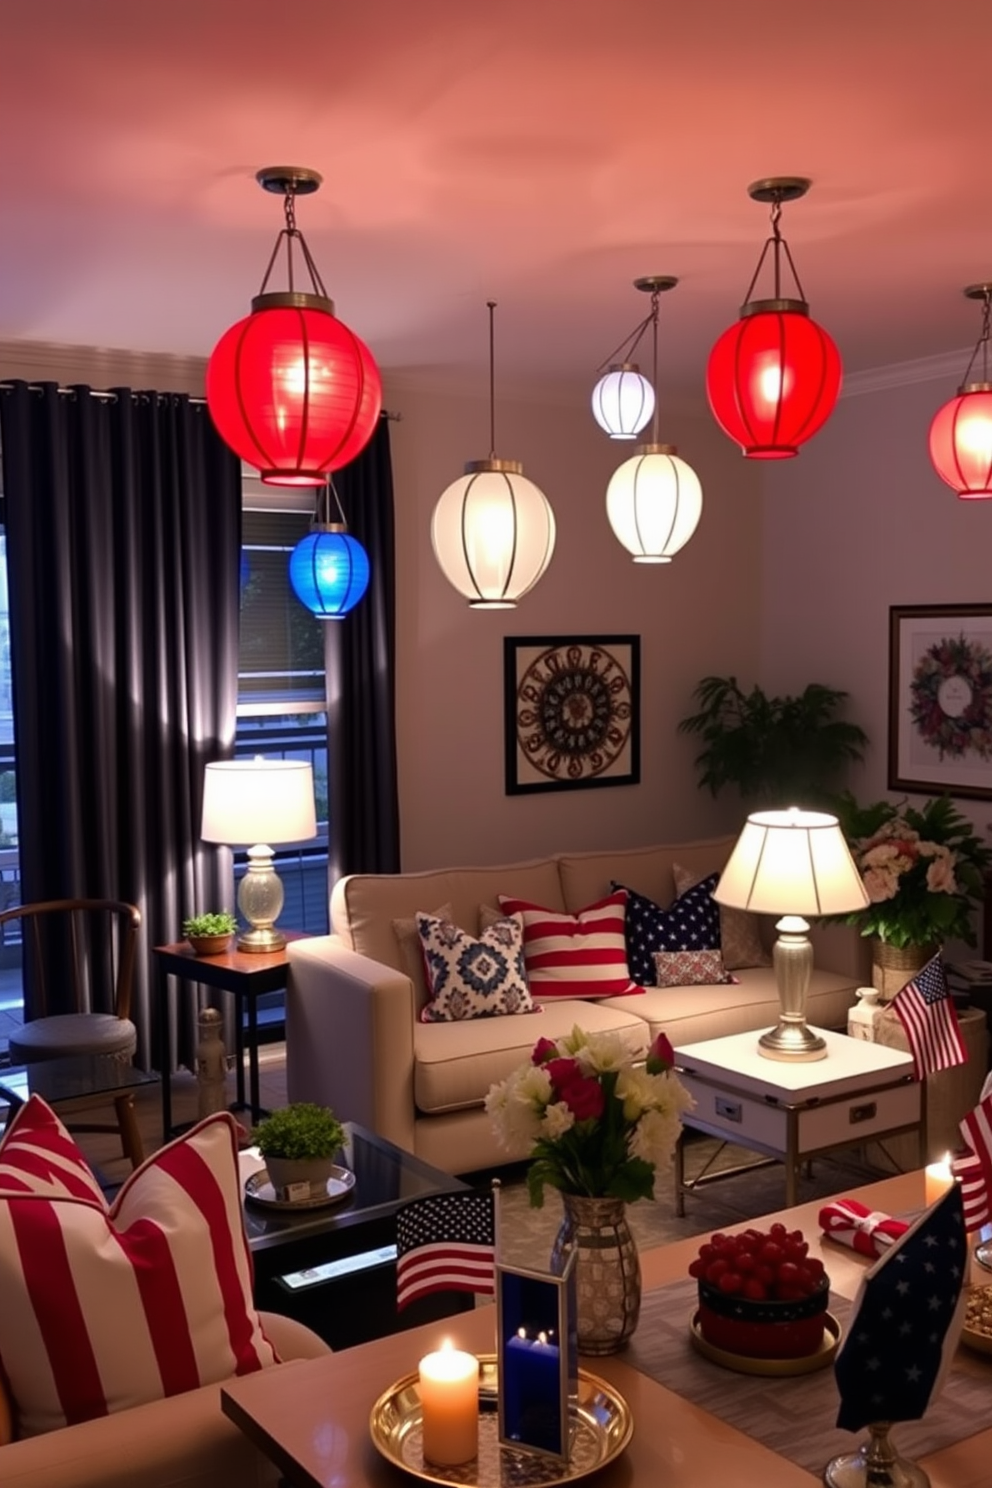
[
  {"left": 187, "top": 932, "right": 235, "bottom": 956},
  {"left": 697, "top": 1274, "right": 829, "bottom": 1359}
]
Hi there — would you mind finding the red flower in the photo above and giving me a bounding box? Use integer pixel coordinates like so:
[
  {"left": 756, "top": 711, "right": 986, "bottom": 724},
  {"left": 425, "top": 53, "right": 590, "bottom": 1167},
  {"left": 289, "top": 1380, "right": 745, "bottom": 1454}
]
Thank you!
[
  {"left": 646, "top": 1032, "right": 675, "bottom": 1074},
  {"left": 559, "top": 1073, "right": 605, "bottom": 1121},
  {"left": 531, "top": 1037, "right": 558, "bottom": 1066},
  {"left": 544, "top": 1057, "right": 581, "bottom": 1092}
]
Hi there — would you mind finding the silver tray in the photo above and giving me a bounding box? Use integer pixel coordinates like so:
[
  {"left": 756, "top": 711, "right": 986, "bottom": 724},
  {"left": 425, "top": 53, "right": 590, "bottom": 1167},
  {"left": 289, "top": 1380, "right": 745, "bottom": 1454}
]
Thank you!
[
  {"left": 243, "top": 1164, "right": 355, "bottom": 1210},
  {"left": 369, "top": 1354, "right": 632, "bottom": 1486}
]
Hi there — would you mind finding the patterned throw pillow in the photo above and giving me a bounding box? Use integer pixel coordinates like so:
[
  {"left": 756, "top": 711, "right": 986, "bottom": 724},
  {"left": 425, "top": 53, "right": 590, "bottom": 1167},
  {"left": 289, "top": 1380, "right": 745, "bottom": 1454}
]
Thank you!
[
  {"left": 0, "top": 1096, "right": 277, "bottom": 1438},
  {"left": 672, "top": 862, "right": 772, "bottom": 970},
  {"left": 392, "top": 902, "right": 454, "bottom": 1011},
  {"left": 653, "top": 948, "right": 734, "bottom": 987},
  {"left": 496, "top": 890, "right": 640, "bottom": 998},
  {"left": 417, "top": 912, "right": 536, "bottom": 1022},
  {"left": 612, "top": 876, "right": 721, "bottom": 986}
]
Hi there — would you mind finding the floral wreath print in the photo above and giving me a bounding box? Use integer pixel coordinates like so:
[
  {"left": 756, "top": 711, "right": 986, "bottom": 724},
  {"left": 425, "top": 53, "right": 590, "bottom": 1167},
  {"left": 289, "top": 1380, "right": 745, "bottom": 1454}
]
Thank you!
[{"left": 909, "top": 632, "right": 992, "bottom": 760}]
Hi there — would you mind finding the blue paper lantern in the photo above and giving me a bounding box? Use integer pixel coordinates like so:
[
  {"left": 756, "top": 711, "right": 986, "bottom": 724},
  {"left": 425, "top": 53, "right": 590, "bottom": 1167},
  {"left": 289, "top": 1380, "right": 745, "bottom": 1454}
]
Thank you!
[{"left": 288, "top": 531, "right": 370, "bottom": 618}]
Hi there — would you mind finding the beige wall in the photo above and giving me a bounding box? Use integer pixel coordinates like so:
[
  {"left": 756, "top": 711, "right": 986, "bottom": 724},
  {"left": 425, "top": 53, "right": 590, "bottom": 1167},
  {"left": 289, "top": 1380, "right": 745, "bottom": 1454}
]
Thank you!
[
  {"left": 0, "top": 340, "right": 763, "bottom": 871},
  {"left": 760, "top": 365, "right": 992, "bottom": 837}
]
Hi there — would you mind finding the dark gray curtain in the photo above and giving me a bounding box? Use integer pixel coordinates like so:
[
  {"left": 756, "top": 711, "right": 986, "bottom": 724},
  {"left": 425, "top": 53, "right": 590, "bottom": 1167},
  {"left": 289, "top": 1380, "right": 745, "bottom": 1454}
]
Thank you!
[
  {"left": 0, "top": 381, "right": 241, "bottom": 1071},
  {"left": 324, "top": 416, "right": 400, "bottom": 881}
]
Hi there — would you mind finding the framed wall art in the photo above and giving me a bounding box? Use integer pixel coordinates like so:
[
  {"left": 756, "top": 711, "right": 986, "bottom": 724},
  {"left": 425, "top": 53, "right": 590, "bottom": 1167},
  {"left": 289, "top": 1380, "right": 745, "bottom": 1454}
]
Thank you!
[
  {"left": 503, "top": 635, "right": 640, "bottom": 795},
  {"left": 889, "top": 603, "right": 992, "bottom": 801}
]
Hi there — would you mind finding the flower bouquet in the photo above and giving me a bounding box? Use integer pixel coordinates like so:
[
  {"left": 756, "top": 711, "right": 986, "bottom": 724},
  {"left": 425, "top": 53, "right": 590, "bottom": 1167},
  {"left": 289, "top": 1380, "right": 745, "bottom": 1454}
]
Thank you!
[
  {"left": 485, "top": 1025, "right": 694, "bottom": 1208},
  {"left": 832, "top": 792, "right": 992, "bottom": 948}
]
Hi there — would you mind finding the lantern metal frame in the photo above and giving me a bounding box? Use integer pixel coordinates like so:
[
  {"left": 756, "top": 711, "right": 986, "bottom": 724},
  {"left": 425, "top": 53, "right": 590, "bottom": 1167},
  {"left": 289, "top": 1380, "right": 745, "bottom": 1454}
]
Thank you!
[
  {"left": 589, "top": 283, "right": 665, "bottom": 439},
  {"left": 928, "top": 282, "right": 992, "bottom": 498},
  {"left": 288, "top": 476, "right": 371, "bottom": 619}
]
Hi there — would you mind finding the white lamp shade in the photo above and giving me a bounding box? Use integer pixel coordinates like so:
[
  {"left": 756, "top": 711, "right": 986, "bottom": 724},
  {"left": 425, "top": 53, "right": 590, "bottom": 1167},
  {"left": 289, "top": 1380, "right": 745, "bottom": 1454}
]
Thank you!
[
  {"left": 606, "top": 448, "right": 702, "bottom": 562},
  {"left": 713, "top": 808, "right": 869, "bottom": 917},
  {"left": 591, "top": 365, "right": 655, "bottom": 440},
  {"left": 431, "top": 463, "right": 556, "bottom": 608},
  {"left": 201, "top": 758, "right": 317, "bottom": 847}
]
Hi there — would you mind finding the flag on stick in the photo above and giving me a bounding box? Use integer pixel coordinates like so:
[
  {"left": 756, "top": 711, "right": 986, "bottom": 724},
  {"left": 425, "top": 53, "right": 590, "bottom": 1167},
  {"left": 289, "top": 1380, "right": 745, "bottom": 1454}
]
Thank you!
[
  {"left": 891, "top": 955, "right": 967, "bottom": 1077},
  {"left": 833, "top": 1182, "right": 967, "bottom": 1432},
  {"left": 952, "top": 1091, "right": 992, "bottom": 1231},
  {"left": 396, "top": 1189, "right": 496, "bottom": 1310}
]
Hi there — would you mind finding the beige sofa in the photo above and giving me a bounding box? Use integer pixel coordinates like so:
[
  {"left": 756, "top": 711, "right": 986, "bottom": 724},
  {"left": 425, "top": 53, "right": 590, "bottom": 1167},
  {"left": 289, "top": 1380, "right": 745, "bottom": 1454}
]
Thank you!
[
  {"left": 286, "top": 836, "right": 870, "bottom": 1176},
  {"left": 0, "top": 1313, "right": 330, "bottom": 1488}
]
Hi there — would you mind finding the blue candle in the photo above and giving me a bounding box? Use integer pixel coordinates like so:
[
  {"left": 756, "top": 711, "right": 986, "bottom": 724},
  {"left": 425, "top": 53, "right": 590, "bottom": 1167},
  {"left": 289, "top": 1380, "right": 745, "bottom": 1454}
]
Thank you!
[{"left": 502, "top": 1329, "right": 562, "bottom": 1455}]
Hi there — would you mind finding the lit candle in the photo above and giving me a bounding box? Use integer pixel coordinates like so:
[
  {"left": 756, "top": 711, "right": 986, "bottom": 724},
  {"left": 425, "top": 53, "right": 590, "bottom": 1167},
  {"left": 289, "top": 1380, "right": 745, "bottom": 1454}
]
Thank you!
[
  {"left": 925, "top": 1154, "right": 954, "bottom": 1207},
  {"left": 418, "top": 1341, "right": 478, "bottom": 1466},
  {"left": 502, "top": 1327, "right": 563, "bottom": 1454}
]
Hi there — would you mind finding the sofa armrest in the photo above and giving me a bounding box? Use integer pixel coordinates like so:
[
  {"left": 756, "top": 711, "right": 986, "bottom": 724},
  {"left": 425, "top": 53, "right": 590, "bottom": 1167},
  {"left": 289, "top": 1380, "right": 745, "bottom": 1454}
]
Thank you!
[
  {"left": 0, "top": 1314, "right": 327, "bottom": 1488},
  {"left": 286, "top": 936, "right": 417, "bottom": 1154}
]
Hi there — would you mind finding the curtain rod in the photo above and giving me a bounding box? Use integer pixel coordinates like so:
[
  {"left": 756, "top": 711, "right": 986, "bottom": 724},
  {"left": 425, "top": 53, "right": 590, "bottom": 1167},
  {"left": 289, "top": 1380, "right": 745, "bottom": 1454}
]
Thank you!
[{"left": 0, "top": 382, "right": 402, "bottom": 420}]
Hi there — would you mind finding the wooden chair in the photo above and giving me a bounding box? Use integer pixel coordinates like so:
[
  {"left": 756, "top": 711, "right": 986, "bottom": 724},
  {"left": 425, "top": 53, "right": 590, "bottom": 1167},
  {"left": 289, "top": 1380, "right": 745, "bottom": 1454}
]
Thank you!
[{"left": 2, "top": 898, "right": 144, "bottom": 1167}]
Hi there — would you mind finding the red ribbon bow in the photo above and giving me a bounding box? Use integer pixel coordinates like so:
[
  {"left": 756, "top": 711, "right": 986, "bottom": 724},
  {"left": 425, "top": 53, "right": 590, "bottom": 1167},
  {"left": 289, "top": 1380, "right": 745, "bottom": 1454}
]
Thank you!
[{"left": 818, "top": 1197, "right": 909, "bottom": 1258}]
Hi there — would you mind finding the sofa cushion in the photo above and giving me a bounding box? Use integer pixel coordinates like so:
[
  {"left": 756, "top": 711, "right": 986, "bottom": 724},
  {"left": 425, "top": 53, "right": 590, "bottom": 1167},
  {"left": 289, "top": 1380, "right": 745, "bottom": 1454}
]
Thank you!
[
  {"left": 557, "top": 836, "right": 738, "bottom": 915},
  {"left": 333, "top": 859, "right": 565, "bottom": 970},
  {"left": 393, "top": 902, "right": 453, "bottom": 1014},
  {"left": 0, "top": 1098, "right": 276, "bottom": 1438},
  {"left": 673, "top": 861, "right": 772, "bottom": 971},
  {"left": 653, "top": 948, "right": 734, "bottom": 986},
  {"left": 497, "top": 890, "right": 638, "bottom": 998},
  {"left": 417, "top": 912, "right": 535, "bottom": 1022},
  {"left": 615, "top": 876, "right": 721, "bottom": 985},
  {"left": 413, "top": 999, "right": 651, "bottom": 1115}
]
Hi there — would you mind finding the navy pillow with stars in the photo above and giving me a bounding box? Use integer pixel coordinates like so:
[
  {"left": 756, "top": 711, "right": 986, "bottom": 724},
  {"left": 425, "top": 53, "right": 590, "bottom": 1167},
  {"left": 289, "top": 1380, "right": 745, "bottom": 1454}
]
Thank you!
[{"left": 611, "top": 874, "right": 721, "bottom": 986}]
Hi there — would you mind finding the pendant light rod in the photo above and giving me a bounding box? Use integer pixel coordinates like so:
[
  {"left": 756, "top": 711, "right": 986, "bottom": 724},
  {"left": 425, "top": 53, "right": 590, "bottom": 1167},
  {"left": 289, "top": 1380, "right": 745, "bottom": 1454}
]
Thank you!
[
  {"left": 486, "top": 300, "right": 497, "bottom": 458},
  {"left": 960, "top": 283, "right": 992, "bottom": 388},
  {"left": 633, "top": 275, "right": 677, "bottom": 445},
  {"left": 741, "top": 177, "right": 811, "bottom": 308}
]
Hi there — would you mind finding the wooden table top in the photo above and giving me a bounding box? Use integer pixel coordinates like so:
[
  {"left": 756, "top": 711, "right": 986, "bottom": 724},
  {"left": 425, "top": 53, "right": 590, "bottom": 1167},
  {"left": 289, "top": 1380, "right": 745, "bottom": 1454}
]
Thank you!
[{"left": 222, "top": 1171, "right": 990, "bottom": 1488}]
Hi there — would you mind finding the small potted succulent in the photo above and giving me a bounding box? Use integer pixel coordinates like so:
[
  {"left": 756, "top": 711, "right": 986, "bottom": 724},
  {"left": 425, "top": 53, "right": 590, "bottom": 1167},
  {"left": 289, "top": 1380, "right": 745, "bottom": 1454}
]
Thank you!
[
  {"left": 183, "top": 909, "right": 238, "bottom": 956},
  {"left": 251, "top": 1102, "right": 346, "bottom": 1202}
]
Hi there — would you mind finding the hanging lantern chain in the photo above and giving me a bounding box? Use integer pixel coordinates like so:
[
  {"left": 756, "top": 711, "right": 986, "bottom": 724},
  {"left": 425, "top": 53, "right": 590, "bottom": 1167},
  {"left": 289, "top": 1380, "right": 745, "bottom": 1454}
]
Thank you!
[
  {"left": 254, "top": 180, "right": 331, "bottom": 302},
  {"left": 649, "top": 289, "right": 661, "bottom": 444},
  {"left": 313, "top": 475, "right": 348, "bottom": 533},
  {"left": 487, "top": 299, "right": 497, "bottom": 459},
  {"left": 741, "top": 189, "right": 809, "bottom": 306},
  {"left": 960, "top": 286, "right": 992, "bottom": 387}
]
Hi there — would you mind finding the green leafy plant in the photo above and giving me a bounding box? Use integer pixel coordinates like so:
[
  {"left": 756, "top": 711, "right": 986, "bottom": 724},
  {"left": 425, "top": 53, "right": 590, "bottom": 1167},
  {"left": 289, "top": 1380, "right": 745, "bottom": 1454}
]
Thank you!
[
  {"left": 831, "top": 792, "right": 992, "bottom": 948},
  {"left": 677, "top": 676, "right": 868, "bottom": 805},
  {"left": 251, "top": 1102, "right": 345, "bottom": 1161},
  {"left": 182, "top": 910, "right": 237, "bottom": 938}
]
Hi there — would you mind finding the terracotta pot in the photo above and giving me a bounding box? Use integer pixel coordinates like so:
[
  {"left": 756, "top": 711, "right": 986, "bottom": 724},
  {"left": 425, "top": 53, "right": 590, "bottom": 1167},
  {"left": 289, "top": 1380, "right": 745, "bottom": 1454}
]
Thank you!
[
  {"left": 870, "top": 939, "right": 938, "bottom": 1002},
  {"left": 187, "top": 932, "right": 235, "bottom": 956},
  {"left": 550, "top": 1192, "right": 641, "bottom": 1355}
]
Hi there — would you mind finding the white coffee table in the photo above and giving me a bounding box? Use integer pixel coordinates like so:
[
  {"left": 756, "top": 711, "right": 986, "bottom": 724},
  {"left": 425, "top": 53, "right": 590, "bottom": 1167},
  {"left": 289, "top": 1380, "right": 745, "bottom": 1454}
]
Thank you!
[{"left": 673, "top": 1026, "right": 922, "bottom": 1211}]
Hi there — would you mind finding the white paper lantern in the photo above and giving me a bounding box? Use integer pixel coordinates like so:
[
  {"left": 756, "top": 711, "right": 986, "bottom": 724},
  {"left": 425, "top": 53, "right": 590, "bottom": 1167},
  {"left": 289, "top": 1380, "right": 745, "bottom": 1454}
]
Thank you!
[
  {"left": 590, "top": 363, "right": 655, "bottom": 439},
  {"left": 431, "top": 459, "right": 556, "bottom": 608},
  {"left": 605, "top": 444, "right": 702, "bottom": 562}
]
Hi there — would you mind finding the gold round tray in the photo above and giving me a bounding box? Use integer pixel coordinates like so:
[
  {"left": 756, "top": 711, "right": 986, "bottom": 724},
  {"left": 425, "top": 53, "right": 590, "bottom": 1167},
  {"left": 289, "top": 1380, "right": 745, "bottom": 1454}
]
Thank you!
[
  {"left": 689, "top": 1309, "right": 842, "bottom": 1376},
  {"left": 244, "top": 1165, "right": 355, "bottom": 1211},
  {"left": 369, "top": 1354, "right": 632, "bottom": 1486}
]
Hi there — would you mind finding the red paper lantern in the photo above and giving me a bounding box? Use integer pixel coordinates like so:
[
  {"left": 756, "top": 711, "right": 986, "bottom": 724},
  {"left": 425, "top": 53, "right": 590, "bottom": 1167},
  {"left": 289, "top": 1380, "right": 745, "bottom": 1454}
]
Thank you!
[
  {"left": 706, "top": 306, "right": 842, "bottom": 459},
  {"left": 206, "top": 167, "right": 381, "bottom": 487},
  {"left": 706, "top": 177, "right": 842, "bottom": 460},
  {"left": 928, "top": 284, "right": 992, "bottom": 499},
  {"left": 207, "top": 304, "right": 381, "bottom": 486}
]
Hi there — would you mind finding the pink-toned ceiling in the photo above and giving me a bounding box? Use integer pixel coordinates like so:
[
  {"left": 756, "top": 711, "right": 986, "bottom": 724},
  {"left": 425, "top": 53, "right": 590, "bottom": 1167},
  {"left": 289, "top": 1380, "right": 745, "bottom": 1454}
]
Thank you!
[{"left": 2, "top": 0, "right": 990, "bottom": 397}]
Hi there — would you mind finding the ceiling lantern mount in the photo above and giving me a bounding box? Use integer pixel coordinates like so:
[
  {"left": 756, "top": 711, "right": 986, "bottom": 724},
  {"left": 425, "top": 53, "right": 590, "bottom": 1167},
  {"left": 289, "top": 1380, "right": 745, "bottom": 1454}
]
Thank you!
[
  {"left": 431, "top": 301, "right": 556, "bottom": 609},
  {"left": 928, "top": 282, "right": 992, "bottom": 499},
  {"left": 605, "top": 276, "right": 703, "bottom": 564},
  {"left": 207, "top": 166, "right": 382, "bottom": 487},
  {"left": 706, "top": 176, "right": 841, "bottom": 459}
]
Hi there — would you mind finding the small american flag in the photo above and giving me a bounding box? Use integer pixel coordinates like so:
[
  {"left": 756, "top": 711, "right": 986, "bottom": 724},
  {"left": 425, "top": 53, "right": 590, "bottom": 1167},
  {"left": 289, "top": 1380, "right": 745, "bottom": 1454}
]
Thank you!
[
  {"left": 952, "top": 1092, "right": 992, "bottom": 1231},
  {"left": 396, "top": 1190, "right": 495, "bottom": 1310},
  {"left": 891, "top": 955, "right": 966, "bottom": 1078}
]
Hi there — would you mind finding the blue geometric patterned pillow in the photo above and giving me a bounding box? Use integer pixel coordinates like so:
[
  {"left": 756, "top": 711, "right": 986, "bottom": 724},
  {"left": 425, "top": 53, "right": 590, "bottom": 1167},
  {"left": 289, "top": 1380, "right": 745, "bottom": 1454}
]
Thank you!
[
  {"left": 611, "top": 874, "right": 722, "bottom": 987},
  {"left": 416, "top": 912, "right": 536, "bottom": 1023}
]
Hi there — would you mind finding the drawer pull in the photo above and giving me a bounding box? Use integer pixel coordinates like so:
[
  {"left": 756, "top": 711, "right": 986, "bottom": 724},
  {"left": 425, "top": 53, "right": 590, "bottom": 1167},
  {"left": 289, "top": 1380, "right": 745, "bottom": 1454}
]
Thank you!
[
  {"left": 715, "top": 1097, "right": 742, "bottom": 1123},
  {"left": 850, "top": 1102, "right": 877, "bottom": 1124}
]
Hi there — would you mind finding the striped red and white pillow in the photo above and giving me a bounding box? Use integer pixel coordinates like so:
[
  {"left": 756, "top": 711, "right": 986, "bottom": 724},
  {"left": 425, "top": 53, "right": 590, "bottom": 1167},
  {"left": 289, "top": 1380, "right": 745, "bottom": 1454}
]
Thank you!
[
  {"left": 496, "top": 890, "right": 639, "bottom": 998},
  {"left": 0, "top": 1096, "right": 277, "bottom": 1438}
]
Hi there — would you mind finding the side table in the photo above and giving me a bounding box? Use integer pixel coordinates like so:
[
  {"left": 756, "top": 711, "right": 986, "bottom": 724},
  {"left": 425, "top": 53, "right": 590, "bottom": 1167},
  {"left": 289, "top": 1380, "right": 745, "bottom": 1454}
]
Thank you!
[{"left": 153, "top": 932, "right": 308, "bottom": 1141}]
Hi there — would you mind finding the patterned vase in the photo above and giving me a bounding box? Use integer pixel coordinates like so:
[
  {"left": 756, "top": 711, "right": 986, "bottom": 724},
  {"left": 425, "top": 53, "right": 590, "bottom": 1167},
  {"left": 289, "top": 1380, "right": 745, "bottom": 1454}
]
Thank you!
[
  {"left": 870, "top": 938, "right": 938, "bottom": 1002},
  {"left": 550, "top": 1192, "right": 641, "bottom": 1355}
]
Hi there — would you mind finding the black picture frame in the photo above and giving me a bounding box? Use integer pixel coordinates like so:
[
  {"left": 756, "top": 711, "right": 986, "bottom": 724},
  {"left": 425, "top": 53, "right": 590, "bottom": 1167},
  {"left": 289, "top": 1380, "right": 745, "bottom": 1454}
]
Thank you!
[
  {"left": 888, "top": 603, "right": 992, "bottom": 801},
  {"left": 503, "top": 635, "right": 640, "bottom": 795}
]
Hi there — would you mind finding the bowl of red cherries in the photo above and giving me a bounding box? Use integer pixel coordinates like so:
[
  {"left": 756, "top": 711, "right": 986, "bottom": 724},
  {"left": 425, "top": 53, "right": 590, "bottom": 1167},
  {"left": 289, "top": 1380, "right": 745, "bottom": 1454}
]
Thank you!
[{"left": 689, "top": 1221, "right": 830, "bottom": 1359}]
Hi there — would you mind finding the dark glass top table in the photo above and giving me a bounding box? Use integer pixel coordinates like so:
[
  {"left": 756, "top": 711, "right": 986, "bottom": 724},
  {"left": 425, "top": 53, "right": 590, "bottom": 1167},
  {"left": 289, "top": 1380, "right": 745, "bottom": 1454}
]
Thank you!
[
  {"left": 241, "top": 1120, "right": 474, "bottom": 1349},
  {"left": 0, "top": 1054, "right": 159, "bottom": 1168}
]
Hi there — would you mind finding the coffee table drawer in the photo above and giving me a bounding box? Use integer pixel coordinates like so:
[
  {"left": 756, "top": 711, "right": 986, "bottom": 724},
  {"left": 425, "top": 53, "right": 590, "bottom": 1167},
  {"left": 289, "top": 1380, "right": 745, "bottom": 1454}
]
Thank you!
[
  {"left": 797, "top": 1080, "right": 920, "bottom": 1149},
  {"left": 681, "top": 1076, "right": 790, "bottom": 1148}
]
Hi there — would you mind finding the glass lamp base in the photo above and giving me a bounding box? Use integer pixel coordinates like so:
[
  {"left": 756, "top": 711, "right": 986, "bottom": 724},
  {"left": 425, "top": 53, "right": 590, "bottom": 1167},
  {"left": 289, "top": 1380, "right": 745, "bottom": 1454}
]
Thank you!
[
  {"left": 236, "top": 925, "right": 287, "bottom": 954},
  {"left": 758, "top": 1021, "right": 828, "bottom": 1061}
]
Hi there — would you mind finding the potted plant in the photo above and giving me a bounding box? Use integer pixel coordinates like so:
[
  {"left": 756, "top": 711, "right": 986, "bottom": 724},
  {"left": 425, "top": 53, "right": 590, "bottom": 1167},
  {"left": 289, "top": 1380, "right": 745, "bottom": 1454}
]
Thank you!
[
  {"left": 183, "top": 910, "right": 238, "bottom": 956},
  {"left": 251, "top": 1102, "right": 346, "bottom": 1202},
  {"left": 677, "top": 676, "right": 868, "bottom": 806}
]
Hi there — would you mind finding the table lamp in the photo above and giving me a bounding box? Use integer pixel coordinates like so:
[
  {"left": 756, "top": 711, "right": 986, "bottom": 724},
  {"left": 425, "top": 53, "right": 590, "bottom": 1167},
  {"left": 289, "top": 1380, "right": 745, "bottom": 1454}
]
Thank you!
[
  {"left": 201, "top": 758, "right": 317, "bottom": 953},
  {"left": 713, "top": 807, "right": 869, "bottom": 1061}
]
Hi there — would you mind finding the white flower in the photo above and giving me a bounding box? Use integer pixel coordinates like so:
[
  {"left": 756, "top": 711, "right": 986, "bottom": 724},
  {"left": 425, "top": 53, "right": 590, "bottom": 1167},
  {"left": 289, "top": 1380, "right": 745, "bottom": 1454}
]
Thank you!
[
  {"left": 616, "top": 1066, "right": 659, "bottom": 1121},
  {"left": 484, "top": 1064, "right": 551, "bottom": 1155},
  {"left": 573, "top": 1029, "right": 629, "bottom": 1076},
  {"left": 541, "top": 1101, "right": 575, "bottom": 1139},
  {"left": 629, "top": 1106, "right": 682, "bottom": 1172}
]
